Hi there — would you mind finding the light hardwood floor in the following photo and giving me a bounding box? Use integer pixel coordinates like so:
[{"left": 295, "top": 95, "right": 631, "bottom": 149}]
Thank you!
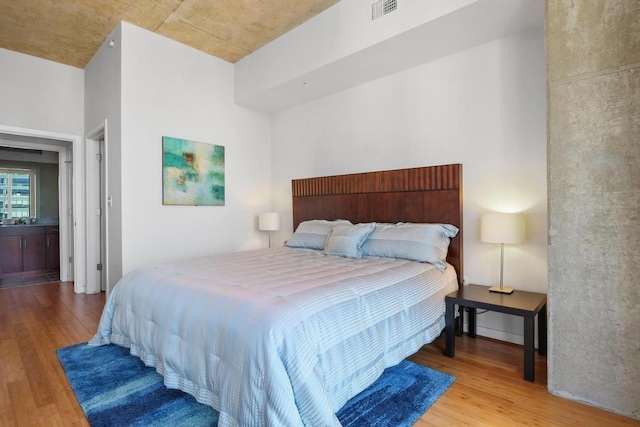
[{"left": 0, "top": 282, "right": 637, "bottom": 426}]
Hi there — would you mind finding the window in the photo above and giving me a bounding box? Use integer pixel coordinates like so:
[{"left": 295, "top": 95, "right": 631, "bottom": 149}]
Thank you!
[{"left": 0, "top": 168, "right": 37, "bottom": 220}]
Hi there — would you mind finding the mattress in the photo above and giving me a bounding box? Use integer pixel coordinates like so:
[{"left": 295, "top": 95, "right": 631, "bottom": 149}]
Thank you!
[{"left": 89, "top": 247, "right": 458, "bottom": 426}]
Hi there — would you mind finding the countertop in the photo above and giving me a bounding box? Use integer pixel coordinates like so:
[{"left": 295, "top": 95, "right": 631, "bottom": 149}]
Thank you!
[{"left": 0, "top": 223, "right": 58, "bottom": 228}]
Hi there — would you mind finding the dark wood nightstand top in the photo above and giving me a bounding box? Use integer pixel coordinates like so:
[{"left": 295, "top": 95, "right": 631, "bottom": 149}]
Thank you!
[{"left": 446, "top": 284, "right": 546, "bottom": 317}]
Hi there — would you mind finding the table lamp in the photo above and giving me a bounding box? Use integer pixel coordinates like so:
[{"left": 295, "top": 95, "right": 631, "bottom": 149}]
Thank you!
[
  {"left": 258, "top": 212, "right": 280, "bottom": 248},
  {"left": 480, "top": 212, "right": 525, "bottom": 294}
]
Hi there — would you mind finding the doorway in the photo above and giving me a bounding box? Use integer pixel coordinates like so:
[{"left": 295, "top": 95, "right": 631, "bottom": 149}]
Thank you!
[
  {"left": 0, "top": 147, "right": 61, "bottom": 288},
  {"left": 0, "top": 124, "right": 86, "bottom": 292}
]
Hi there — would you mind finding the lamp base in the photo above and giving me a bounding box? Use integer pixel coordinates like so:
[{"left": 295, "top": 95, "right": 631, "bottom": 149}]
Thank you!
[{"left": 489, "top": 285, "right": 514, "bottom": 294}]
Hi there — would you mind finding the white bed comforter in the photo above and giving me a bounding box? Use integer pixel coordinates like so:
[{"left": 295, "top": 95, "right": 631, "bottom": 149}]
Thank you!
[{"left": 89, "top": 247, "right": 458, "bottom": 426}]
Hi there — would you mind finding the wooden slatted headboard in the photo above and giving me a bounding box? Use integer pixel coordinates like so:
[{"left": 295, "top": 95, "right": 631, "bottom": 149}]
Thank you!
[{"left": 292, "top": 163, "right": 463, "bottom": 285}]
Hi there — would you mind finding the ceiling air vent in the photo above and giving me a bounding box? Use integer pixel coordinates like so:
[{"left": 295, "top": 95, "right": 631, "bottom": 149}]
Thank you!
[{"left": 371, "top": 0, "right": 398, "bottom": 21}]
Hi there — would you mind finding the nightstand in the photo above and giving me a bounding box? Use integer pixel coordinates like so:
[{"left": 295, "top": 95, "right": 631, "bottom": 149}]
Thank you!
[{"left": 444, "top": 284, "right": 547, "bottom": 382}]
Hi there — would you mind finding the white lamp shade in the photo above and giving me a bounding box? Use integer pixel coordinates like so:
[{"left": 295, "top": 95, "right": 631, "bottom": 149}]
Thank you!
[
  {"left": 258, "top": 212, "right": 280, "bottom": 231},
  {"left": 480, "top": 213, "right": 525, "bottom": 244}
]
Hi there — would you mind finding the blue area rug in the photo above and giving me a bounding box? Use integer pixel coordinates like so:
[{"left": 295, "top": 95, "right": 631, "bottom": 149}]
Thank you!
[{"left": 57, "top": 343, "right": 454, "bottom": 427}]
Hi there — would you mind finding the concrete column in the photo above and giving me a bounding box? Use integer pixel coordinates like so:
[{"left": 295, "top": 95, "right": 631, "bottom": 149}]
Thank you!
[{"left": 546, "top": 0, "right": 639, "bottom": 420}]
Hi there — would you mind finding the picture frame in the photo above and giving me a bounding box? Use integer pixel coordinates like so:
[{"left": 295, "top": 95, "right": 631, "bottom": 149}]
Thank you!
[{"left": 162, "top": 136, "right": 225, "bottom": 206}]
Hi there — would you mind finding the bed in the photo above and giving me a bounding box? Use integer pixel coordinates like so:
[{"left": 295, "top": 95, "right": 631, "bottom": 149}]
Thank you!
[{"left": 90, "top": 163, "right": 463, "bottom": 426}]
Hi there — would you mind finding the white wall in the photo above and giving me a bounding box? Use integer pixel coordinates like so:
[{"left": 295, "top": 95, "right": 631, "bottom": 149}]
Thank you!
[
  {"left": 271, "top": 27, "right": 547, "bottom": 345},
  {"left": 235, "top": 0, "right": 542, "bottom": 112},
  {"left": 0, "top": 48, "right": 84, "bottom": 136},
  {"left": 235, "top": 0, "right": 474, "bottom": 103},
  {"left": 0, "top": 48, "right": 84, "bottom": 286},
  {"left": 117, "top": 23, "right": 272, "bottom": 276},
  {"left": 85, "top": 24, "right": 123, "bottom": 293}
]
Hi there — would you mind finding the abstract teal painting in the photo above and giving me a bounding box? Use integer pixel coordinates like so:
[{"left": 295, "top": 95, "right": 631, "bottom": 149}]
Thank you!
[{"left": 162, "top": 136, "right": 225, "bottom": 206}]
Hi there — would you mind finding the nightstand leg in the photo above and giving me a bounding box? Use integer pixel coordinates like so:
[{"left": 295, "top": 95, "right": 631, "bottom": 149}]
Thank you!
[
  {"left": 524, "top": 316, "right": 535, "bottom": 382},
  {"left": 538, "top": 304, "right": 547, "bottom": 356},
  {"left": 445, "top": 299, "right": 455, "bottom": 357},
  {"left": 467, "top": 307, "right": 477, "bottom": 338}
]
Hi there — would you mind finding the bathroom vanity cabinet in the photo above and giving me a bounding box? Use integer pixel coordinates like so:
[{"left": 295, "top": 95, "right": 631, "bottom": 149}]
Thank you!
[{"left": 0, "top": 225, "right": 59, "bottom": 276}]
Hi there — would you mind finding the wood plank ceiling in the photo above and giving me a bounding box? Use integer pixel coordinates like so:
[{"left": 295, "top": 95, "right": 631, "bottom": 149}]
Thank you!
[{"left": 0, "top": 0, "right": 338, "bottom": 68}]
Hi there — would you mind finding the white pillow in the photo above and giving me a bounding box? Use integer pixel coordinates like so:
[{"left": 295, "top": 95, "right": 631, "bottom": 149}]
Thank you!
[
  {"left": 285, "top": 219, "right": 352, "bottom": 250},
  {"left": 361, "top": 222, "right": 458, "bottom": 271},
  {"left": 323, "top": 223, "right": 376, "bottom": 259}
]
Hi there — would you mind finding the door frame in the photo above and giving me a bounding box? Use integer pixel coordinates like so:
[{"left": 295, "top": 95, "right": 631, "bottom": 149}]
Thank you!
[
  {"left": 85, "top": 121, "right": 108, "bottom": 294},
  {"left": 0, "top": 124, "right": 86, "bottom": 292}
]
